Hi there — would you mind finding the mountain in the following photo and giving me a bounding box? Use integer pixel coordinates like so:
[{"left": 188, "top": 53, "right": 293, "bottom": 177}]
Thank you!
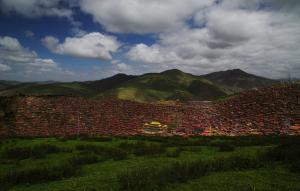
[
  {"left": 98, "top": 69, "right": 229, "bottom": 102},
  {"left": 201, "top": 69, "right": 278, "bottom": 92},
  {"left": 0, "top": 82, "right": 94, "bottom": 97},
  {"left": 0, "top": 74, "right": 136, "bottom": 97},
  {"left": 0, "top": 80, "right": 21, "bottom": 91},
  {"left": 84, "top": 73, "right": 137, "bottom": 92},
  {"left": 0, "top": 69, "right": 279, "bottom": 102}
]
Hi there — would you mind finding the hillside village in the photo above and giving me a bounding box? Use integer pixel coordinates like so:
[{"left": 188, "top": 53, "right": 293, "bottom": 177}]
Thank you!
[{"left": 0, "top": 83, "right": 299, "bottom": 137}]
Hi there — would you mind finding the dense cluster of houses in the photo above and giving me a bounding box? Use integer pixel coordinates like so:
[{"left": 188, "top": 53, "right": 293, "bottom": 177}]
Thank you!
[
  {"left": 0, "top": 84, "right": 299, "bottom": 137},
  {"left": 212, "top": 84, "right": 300, "bottom": 135}
]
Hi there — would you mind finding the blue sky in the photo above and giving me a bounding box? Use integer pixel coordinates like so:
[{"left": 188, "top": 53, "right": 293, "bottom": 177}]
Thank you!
[{"left": 0, "top": 0, "right": 299, "bottom": 81}]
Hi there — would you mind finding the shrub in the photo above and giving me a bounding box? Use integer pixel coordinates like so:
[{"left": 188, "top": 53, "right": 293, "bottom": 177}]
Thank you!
[
  {"left": 76, "top": 144, "right": 106, "bottom": 153},
  {"left": 0, "top": 160, "right": 78, "bottom": 188},
  {"left": 132, "top": 144, "right": 166, "bottom": 157},
  {"left": 182, "top": 146, "right": 202, "bottom": 152},
  {"left": 75, "top": 144, "right": 127, "bottom": 160},
  {"left": 1, "top": 144, "right": 61, "bottom": 160},
  {"left": 69, "top": 153, "right": 98, "bottom": 166},
  {"left": 118, "top": 141, "right": 165, "bottom": 157},
  {"left": 290, "top": 161, "right": 300, "bottom": 174},
  {"left": 260, "top": 142, "right": 300, "bottom": 163},
  {"left": 118, "top": 155, "right": 261, "bottom": 191},
  {"left": 218, "top": 143, "right": 235, "bottom": 152},
  {"left": 109, "top": 149, "right": 128, "bottom": 160},
  {"left": 79, "top": 136, "right": 113, "bottom": 142},
  {"left": 166, "top": 147, "right": 182, "bottom": 158},
  {"left": 118, "top": 161, "right": 210, "bottom": 191}
]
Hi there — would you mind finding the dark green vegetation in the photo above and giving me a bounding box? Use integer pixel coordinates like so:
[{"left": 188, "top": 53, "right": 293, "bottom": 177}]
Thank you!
[
  {"left": 0, "top": 81, "right": 21, "bottom": 91},
  {"left": 0, "top": 74, "right": 136, "bottom": 98},
  {"left": 0, "top": 136, "right": 300, "bottom": 191},
  {"left": 0, "top": 97, "right": 15, "bottom": 134},
  {"left": 103, "top": 69, "right": 228, "bottom": 102},
  {"left": 201, "top": 69, "right": 278, "bottom": 92},
  {"left": 0, "top": 69, "right": 278, "bottom": 102}
]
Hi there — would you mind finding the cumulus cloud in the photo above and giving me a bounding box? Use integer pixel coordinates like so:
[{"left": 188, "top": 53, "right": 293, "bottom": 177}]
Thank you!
[
  {"left": 206, "top": 9, "right": 269, "bottom": 43},
  {"left": 126, "top": 0, "right": 300, "bottom": 79},
  {"left": 0, "top": 63, "right": 11, "bottom": 71},
  {"left": 0, "top": 36, "right": 22, "bottom": 50},
  {"left": 0, "top": 36, "right": 74, "bottom": 81},
  {"left": 1, "top": 0, "right": 300, "bottom": 80},
  {"left": 79, "top": 0, "right": 213, "bottom": 34},
  {"left": 42, "top": 32, "right": 121, "bottom": 60},
  {"left": 0, "top": 0, "right": 73, "bottom": 19},
  {"left": 111, "top": 60, "right": 129, "bottom": 71}
]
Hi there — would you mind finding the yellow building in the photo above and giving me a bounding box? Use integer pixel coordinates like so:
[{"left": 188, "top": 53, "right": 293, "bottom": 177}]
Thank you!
[{"left": 143, "top": 121, "right": 168, "bottom": 135}]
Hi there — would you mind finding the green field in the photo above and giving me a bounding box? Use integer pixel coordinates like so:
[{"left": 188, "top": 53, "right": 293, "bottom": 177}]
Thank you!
[{"left": 1, "top": 136, "right": 300, "bottom": 191}]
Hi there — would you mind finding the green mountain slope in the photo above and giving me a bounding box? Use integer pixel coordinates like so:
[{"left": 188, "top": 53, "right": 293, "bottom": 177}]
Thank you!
[
  {"left": 201, "top": 69, "right": 278, "bottom": 91},
  {"left": 0, "top": 80, "right": 21, "bottom": 91},
  {"left": 0, "top": 69, "right": 279, "bottom": 102},
  {"left": 0, "top": 82, "right": 94, "bottom": 97},
  {"left": 99, "top": 69, "right": 228, "bottom": 102},
  {"left": 0, "top": 74, "right": 136, "bottom": 97}
]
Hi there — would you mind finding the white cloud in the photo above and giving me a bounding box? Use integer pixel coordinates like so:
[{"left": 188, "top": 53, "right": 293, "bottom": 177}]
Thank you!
[
  {"left": 0, "top": 63, "right": 11, "bottom": 71},
  {"left": 111, "top": 59, "right": 132, "bottom": 74},
  {"left": 111, "top": 60, "right": 128, "bottom": 71},
  {"left": 0, "top": 36, "right": 74, "bottom": 81},
  {"left": 127, "top": 0, "right": 300, "bottom": 79},
  {"left": 42, "top": 32, "right": 121, "bottom": 60},
  {"left": 0, "top": 0, "right": 73, "bottom": 19},
  {"left": 0, "top": 36, "right": 22, "bottom": 50},
  {"left": 79, "top": 0, "right": 213, "bottom": 34},
  {"left": 206, "top": 8, "right": 269, "bottom": 43},
  {"left": 1, "top": 0, "right": 300, "bottom": 80}
]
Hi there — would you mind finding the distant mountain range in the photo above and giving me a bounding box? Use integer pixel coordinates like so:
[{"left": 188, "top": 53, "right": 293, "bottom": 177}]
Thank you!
[{"left": 0, "top": 69, "right": 279, "bottom": 102}]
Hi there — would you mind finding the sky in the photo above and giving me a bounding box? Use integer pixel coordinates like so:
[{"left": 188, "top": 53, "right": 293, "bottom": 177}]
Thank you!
[{"left": 0, "top": 0, "right": 299, "bottom": 82}]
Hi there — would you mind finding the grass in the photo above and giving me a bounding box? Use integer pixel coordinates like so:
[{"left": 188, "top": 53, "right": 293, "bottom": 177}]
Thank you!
[
  {"left": 118, "top": 155, "right": 263, "bottom": 191},
  {"left": 0, "top": 136, "right": 299, "bottom": 191},
  {"left": 1, "top": 143, "right": 63, "bottom": 160}
]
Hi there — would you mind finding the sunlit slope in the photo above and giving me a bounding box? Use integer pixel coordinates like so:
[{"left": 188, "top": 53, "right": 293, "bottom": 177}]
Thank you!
[
  {"left": 99, "top": 69, "right": 228, "bottom": 102},
  {"left": 0, "top": 69, "right": 278, "bottom": 102}
]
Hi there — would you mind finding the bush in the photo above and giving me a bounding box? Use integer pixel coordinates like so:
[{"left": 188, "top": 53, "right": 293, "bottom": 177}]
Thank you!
[
  {"left": 1, "top": 144, "right": 61, "bottom": 160},
  {"left": 118, "top": 141, "right": 165, "bottom": 157},
  {"left": 69, "top": 153, "right": 98, "bottom": 166},
  {"left": 182, "top": 146, "right": 202, "bottom": 152},
  {"left": 79, "top": 136, "right": 113, "bottom": 142},
  {"left": 260, "top": 142, "right": 300, "bottom": 163},
  {"left": 109, "top": 149, "right": 128, "bottom": 160},
  {"left": 290, "top": 161, "right": 300, "bottom": 174},
  {"left": 119, "top": 160, "right": 215, "bottom": 191},
  {"left": 76, "top": 144, "right": 127, "bottom": 160},
  {"left": 0, "top": 160, "right": 78, "bottom": 188},
  {"left": 132, "top": 144, "right": 166, "bottom": 157},
  {"left": 118, "top": 155, "right": 261, "bottom": 191},
  {"left": 218, "top": 144, "right": 235, "bottom": 152},
  {"left": 166, "top": 147, "right": 182, "bottom": 158}
]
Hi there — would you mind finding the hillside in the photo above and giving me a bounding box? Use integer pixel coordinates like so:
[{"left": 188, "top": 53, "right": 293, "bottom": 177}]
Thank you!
[
  {"left": 0, "top": 74, "right": 136, "bottom": 97},
  {"left": 0, "top": 80, "right": 21, "bottom": 91},
  {"left": 201, "top": 69, "right": 278, "bottom": 91},
  {"left": 100, "top": 69, "right": 228, "bottom": 102},
  {"left": 0, "top": 82, "right": 96, "bottom": 97},
  {"left": 0, "top": 69, "right": 279, "bottom": 102},
  {"left": 0, "top": 84, "right": 298, "bottom": 137}
]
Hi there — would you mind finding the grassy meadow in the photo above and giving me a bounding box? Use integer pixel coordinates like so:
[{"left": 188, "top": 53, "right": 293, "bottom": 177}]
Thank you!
[{"left": 0, "top": 136, "right": 300, "bottom": 191}]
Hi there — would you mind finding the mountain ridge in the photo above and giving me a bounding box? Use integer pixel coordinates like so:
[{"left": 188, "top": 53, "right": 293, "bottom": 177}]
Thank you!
[{"left": 0, "top": 69, "right": 279, "bottom": 102}]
